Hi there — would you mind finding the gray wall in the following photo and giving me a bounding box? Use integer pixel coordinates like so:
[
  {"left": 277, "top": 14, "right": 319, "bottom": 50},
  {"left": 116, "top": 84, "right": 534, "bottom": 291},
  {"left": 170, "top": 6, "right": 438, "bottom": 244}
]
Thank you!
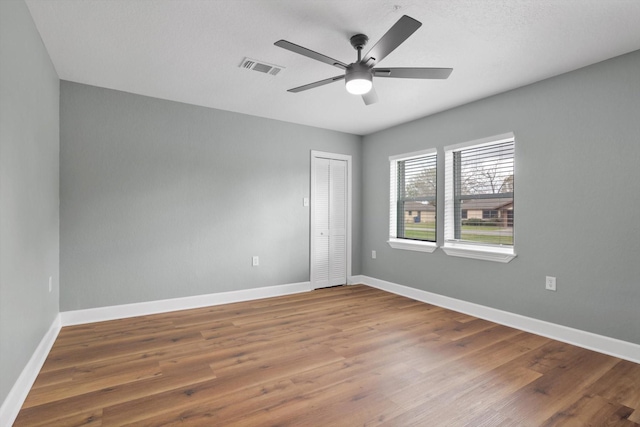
[
  {"left": 0, "top": 0, "right": 60, "bottom": 404},
  {"left": 60, "top": 81, "right": 362, "bottom": 311},
  {"left": 362, "top": 50, "right": 640, "bottom": 345}
]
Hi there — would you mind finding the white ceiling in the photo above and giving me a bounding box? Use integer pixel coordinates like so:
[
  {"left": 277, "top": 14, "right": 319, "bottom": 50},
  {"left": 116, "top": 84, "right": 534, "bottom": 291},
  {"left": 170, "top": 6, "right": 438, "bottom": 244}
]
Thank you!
[{"left": 25, "top": 0, "right": 640, "bottom": 136}]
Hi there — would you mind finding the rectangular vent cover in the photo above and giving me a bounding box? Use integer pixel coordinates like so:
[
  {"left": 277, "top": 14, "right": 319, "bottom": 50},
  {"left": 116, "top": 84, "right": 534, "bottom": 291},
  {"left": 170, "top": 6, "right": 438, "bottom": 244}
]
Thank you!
[{"left": 240, "top": 57, "right": 285, "bottom": 76}]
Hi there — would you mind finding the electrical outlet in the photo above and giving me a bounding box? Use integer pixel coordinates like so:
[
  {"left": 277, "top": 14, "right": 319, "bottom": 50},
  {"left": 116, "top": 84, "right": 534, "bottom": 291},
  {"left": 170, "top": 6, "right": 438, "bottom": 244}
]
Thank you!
[
  {"left": 48, "top": 276, "right": 52, "bottom": 293},
  {"left": 371, "top": 250, "right": 376, "bottom": 259},
  {"left": 545, "top": 276, "right": 556, "bottom": 291},
  {"left": 252, "top": 256, "right": 259, "bottom": 267}
]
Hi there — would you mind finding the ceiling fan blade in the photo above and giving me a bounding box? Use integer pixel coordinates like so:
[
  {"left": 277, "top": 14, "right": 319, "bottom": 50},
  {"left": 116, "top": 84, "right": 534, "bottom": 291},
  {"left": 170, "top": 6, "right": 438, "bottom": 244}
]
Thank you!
[
  {"left": 275, "top": 40, "right": 348, "bottom": 70},
  {"left": 287, "top": 75, "right": 345, "bottom": 93},
  {"left": 373, "top": 68, "right": 453, "bottom": 79},
  {"left": 362, "top": 87, "right": 379, "bottom": 105},
  {"left": 362, "top": 15, "right": 422, "bottom": 66}
]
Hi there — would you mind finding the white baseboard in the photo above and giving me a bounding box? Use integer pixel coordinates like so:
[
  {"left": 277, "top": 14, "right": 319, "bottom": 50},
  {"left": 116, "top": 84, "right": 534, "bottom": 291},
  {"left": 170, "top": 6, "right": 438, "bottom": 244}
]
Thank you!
[
  {"left": 357, "top": 275, "right": 640, "bottom": 364},
  {"left": 61, "top": 281, "right": 312, "bottom": 326},
  {"left": 0, "top": 314, "right": 61, "bottom": 427},
  {"left": 350, "top": 275, "right": 368, "bottom": 285}
]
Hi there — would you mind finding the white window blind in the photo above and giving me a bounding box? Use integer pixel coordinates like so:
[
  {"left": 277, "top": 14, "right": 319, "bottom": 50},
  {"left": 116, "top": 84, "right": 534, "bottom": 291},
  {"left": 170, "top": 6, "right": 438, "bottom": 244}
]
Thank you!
[
  {"left": 445, "top": 135, "right": 515, "bottom": 247},
  {"left": 389, "top": 149, "right": 437, "bottom": 243}
]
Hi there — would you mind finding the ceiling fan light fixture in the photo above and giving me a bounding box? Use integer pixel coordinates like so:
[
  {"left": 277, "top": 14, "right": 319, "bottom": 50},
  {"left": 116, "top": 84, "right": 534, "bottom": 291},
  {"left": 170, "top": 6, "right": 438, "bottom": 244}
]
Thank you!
[
  {"left": 345, "top": 66, "right": 373, "bottom": 95},
  {"left": 345, "top": 77, "right": 372, "bottom": 95}
]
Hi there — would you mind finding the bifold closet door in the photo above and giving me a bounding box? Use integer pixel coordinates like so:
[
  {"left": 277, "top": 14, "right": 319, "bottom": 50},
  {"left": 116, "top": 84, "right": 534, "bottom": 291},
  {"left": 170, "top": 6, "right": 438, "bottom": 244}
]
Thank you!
[{"left": 312, "top": 157, "right": 347, "bottom": 289}]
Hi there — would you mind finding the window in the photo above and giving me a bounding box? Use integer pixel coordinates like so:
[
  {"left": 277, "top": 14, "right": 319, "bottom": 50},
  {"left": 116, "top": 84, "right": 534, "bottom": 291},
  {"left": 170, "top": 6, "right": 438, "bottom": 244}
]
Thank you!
[
  {"left": 443, "top": 133, "right": 516, "bottom": 262},
  {"left": 388, "top": 149, "right": 437, "bottom": 253},
  {"left": 482, "top": 210, "right": 499, "bottom": 220}
]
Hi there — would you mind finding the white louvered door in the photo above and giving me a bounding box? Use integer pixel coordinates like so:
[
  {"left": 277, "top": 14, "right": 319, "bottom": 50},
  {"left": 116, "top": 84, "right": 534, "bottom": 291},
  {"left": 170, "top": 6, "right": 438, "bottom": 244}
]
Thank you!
[
  {"left": 313, "top": 158, "right": 331, "bottom": 288},
  {"left": 311, "top": 154, "right": 348, "bottom": 289}
]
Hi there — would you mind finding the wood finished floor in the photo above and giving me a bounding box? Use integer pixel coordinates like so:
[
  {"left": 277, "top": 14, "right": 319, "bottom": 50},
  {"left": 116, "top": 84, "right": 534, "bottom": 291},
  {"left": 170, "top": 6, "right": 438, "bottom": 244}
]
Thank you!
[{"left": 15, "top": 285, "right": 640, "bottom": 426}]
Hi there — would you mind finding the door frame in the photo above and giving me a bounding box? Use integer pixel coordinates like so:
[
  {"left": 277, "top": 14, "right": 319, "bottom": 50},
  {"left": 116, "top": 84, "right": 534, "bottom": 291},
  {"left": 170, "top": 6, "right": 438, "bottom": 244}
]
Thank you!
[{"left": 310, "top": 150, "right": 352, "bottom": 289}]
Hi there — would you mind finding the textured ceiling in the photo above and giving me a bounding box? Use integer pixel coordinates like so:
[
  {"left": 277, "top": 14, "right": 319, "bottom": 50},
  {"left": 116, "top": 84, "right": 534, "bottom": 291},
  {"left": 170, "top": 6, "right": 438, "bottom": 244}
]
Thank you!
[{"left": 25, "top": 0, "right": 640, "bottom": 136}]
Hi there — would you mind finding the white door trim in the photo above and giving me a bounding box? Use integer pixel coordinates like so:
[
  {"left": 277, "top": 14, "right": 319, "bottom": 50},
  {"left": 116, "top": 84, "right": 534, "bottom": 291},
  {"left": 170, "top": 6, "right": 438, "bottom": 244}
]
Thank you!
[{"left": 310, "top": 150, "right": 352, "bottom": 289}]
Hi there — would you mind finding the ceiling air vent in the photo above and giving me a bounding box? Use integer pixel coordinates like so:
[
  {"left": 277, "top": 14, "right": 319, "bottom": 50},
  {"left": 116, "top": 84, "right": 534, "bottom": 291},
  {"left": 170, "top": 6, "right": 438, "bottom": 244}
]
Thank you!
[{"left": 240, "top": 57, "right": 285, "bottom": 76}]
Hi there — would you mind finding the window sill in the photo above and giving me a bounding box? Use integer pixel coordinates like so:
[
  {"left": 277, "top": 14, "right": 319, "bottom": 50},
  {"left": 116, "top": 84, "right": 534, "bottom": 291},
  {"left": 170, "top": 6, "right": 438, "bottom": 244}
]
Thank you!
[
  {"left": 388, "top": 238, "right": 437, "bottom": 253},
  {"left": 442, "top": 242, "right": 516, "bottom": 263}
]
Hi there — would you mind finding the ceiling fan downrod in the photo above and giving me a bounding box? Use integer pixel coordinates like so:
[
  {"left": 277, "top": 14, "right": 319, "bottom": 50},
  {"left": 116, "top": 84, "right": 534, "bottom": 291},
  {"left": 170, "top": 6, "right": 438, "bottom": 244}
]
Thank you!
[{"left": 350, "top": 34, "right": 369, "bottom": 63}]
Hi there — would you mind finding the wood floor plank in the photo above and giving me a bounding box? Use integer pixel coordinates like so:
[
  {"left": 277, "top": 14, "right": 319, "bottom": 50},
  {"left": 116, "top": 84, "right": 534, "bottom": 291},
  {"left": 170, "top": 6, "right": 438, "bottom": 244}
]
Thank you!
[
  {"left": 222, "top": 364, "right": 406, "bottom": 427},
  {"left": 118, "top": 379, "right": 300, "bottom": 427},
  {"left": 102, "top": 347, "right": 343, "bottom": 425},
  {"left": 463, "top": 409, "right": 521, "bottom": 427},
  {"left": 541, "top": 394, "right": 638, "bottom": 426},
  {"left": 493, "top": 347, "right": 622, "bottom": 424},
  {"left": 587, "top": 359, "right": 640, "bottom": 422},
  {"left": 38, "top": 328, "right": 204, "bottom": 373},
  {"left": 27, "top": 408, "right": 104, "bottom": 427},
  {"left": 22, "top": 358, "right": 162, "bottom": 408},
  {"left": 14, "top": 285, "right": 640, "bottom": 426},
  {"left": 384, "top": 337, "right": 543, "bottom": 418},
  {"left": 378, "top": 364, "right": 542, "bottom": 426},
  {"left": 14, "top": 363, "right": 216, "bottom": 425},
  {"left": 406, "top": 324, "right": 522, "bottom": 374}
]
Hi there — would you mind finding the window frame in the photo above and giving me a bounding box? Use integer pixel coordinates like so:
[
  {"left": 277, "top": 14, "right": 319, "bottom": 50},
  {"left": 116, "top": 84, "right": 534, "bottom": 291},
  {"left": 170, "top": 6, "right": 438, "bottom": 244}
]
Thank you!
[
  {"left": 388, "top": 148, "right": 438, "bottom": 253},
  {"left": 442, "top": 133, "right": 516, "bottom": 263}
]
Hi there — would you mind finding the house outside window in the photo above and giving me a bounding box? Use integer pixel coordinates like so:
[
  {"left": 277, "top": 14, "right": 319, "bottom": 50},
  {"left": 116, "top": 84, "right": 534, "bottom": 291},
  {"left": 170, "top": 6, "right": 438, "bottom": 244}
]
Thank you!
[
  {"left": 388, "top": 148, "right": 437, "bottom": 253},
  {"left": 443, "top": 133, "right": 516, "bottom": 263}
]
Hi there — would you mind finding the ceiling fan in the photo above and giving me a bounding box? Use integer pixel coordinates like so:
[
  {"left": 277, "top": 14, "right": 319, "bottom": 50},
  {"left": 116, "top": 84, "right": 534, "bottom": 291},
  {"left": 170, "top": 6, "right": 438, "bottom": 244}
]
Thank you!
[{"left": 274, "top": 15, "right": 453, "bottom": 105}]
